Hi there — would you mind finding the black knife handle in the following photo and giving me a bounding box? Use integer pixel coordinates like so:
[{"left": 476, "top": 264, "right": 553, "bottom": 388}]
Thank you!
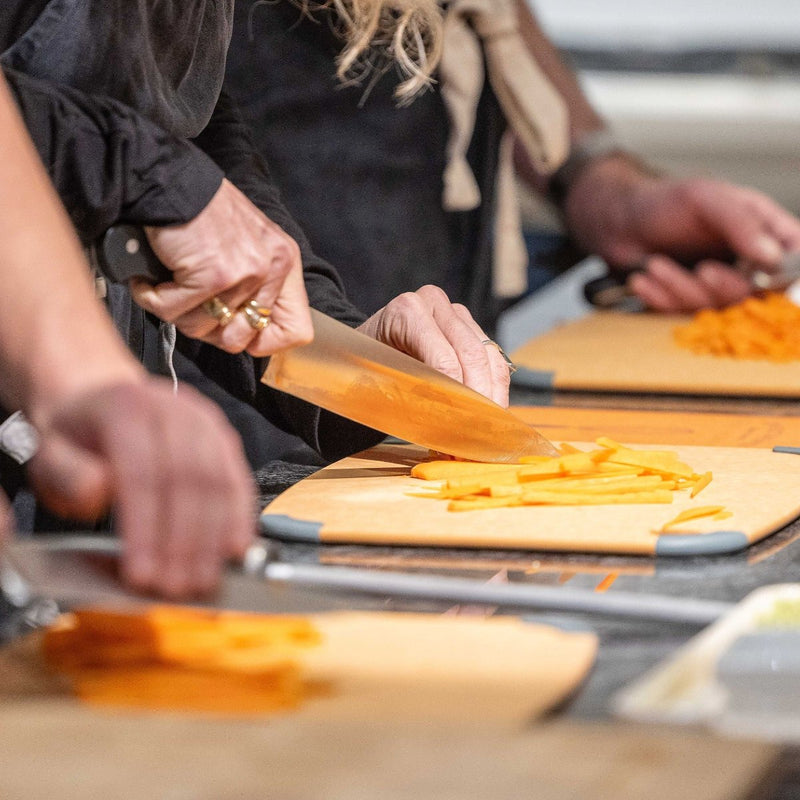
[
  {"left": 583, "top": 270, "right": 645, "bottom": 311},
  {"left": 96, "top": 225, "right": 171, "bottom": 284}
]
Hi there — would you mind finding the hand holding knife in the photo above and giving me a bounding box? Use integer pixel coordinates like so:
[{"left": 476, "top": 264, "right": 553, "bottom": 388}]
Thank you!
[{"left": 584, "top": 251, "right": 800, "bottom": 310}]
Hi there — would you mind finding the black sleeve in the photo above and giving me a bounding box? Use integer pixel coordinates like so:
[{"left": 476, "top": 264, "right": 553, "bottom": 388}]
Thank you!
[
  {"left": 3, "top": 66, "right": 224, "bottom": 243},
  {"left": 191, "top": 89, "right": 385, "bottom": 461}
]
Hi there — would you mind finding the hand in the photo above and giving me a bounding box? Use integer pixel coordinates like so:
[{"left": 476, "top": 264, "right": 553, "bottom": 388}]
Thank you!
[
  {"left": 357, "top": 285, "right": 512, "bottom": 407},
  {"left": 25, "top": 379, "right": 256, "bottom": 599},
  {"left": 565, "top": 158, "right": 800, "bottom": 311},
  {"left": 129, "top": 179, "right": 313, "bottom": 355}
]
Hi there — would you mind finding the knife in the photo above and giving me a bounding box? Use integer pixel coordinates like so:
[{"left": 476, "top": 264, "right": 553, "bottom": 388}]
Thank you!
[
  {"left": 97, "top": 225, "right": 557, "bottom": 462},
  {"left": 2, "top": 536, "right": 733, "bottom": 625},
  {"left": 583, "top": 251, "right": 800, "bottom": 310}
]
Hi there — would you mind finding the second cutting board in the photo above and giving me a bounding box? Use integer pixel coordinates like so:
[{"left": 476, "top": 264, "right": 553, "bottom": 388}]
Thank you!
[
  {"left": 261, "top": 443, "right": 800, "bottom": 556},
  {"left": 510, "top": 311, "right": 800, "bottom": 396}
]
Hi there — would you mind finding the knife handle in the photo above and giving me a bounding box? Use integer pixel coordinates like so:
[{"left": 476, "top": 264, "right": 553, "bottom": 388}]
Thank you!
[
  {"left": 585, "top": 255, "right": 800, "bottom": 310},
  {"left": 96, "top": 225, "right": 172, "bottom": 284},
  {"left": 583, "top": 270, "right": 645, "bottom": 311}
]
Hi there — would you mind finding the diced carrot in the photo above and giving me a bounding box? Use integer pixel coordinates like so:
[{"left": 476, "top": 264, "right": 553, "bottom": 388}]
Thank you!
[{"left": 674, "top": 292, "right": 800, "bottom": 362}]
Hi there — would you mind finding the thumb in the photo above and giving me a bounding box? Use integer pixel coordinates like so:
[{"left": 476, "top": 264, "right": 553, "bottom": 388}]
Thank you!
[{"left": 26, "top": 435, "right": 112, "bottom": 521}]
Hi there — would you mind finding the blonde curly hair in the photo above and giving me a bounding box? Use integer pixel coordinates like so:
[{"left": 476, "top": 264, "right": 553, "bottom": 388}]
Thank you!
[{"left": 294, "top": 0, "right": 444, "bottom": 105}]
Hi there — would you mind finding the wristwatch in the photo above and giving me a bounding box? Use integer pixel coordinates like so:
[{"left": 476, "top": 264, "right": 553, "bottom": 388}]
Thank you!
[{"left": 548, "top": 128, "right": 628, "bottom": 208}]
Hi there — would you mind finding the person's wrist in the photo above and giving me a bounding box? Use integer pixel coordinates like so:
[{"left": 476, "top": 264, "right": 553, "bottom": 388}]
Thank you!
[{"left": 549, "top": 130, "right": 659, "bottom": 212}]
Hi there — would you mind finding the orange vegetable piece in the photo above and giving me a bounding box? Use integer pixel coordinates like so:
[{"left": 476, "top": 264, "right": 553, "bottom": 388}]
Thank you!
[
  {"left": 674, "top": 292, "right": 800, "bottom": 362},
  {"left": 411, "top": 440, "right": 716, "bottom": 514},
  {"left": 42, "top": 606, "right": 323, "bottom": 714},
  {"left": 659, "top": 505, "right": 729, "bottom": 532},
  {"left": 690, "top": 471, "right": 713, "bottom": 498}
]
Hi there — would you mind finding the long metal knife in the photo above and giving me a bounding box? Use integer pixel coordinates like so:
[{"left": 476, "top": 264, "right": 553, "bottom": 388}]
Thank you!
[
  {"left": 98, "top": 226, "right": 557, "bottom": 461},
  {"left": 3, "top": 536, "right": 733, "bottom": 625}
]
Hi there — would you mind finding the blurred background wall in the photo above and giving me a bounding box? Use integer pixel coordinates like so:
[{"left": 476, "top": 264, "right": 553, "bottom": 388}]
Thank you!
[{"left": 522, "top": 0, "right": 800, "bottom": 230}]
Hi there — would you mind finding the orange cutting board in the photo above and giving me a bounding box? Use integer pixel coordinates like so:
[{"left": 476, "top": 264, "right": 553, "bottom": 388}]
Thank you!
[
  {"left": 1, "top": 611, "right": 596, "bottom": 725},
  {"left": 261, "top": 442, "right": 800, "bottom": 556},
  {"left": 510, "top": 311, "right": 800, "bottom": 396},
  {"left": 510, "top": 406, "right": 800, "bottom": 448}
]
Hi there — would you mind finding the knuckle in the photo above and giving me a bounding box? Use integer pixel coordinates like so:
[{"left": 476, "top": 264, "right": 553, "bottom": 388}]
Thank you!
[
  {"left": 388, "top": 291, "right": 424, "bottom": 316},
  {"left": 416, "top": 284, "right": 450, "bottom": 305}
]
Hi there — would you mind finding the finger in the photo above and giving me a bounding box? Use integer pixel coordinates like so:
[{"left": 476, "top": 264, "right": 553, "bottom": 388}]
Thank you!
[
  {"left": 690, "top": 184, "right": 795, "bottom": 267},
  {"left": 733, "top": 193, "right": 800, "bottom": 256},
  {"left": 26, "top": 437, "right": 111, "bottom": 521},
  {"left": 415, "top": 287, "right": 499, "bottom": 403},
  {"left": 157, "top": 391, "right": 255, "bottom": 597},
  {"left": 695, "top": 261, "right": 752, "bottom": 308},
  {"left": 154, "top": 408, "right": 213, "bottom": 598},
  {"left": 165, "top": 269, "right": 312, "bottom": 356},
  {"left": 244, "top": 261, "right": 313, "bottom": 356},
  {"left": 98, "top": 391, "right": 167, "bottom": 593},
  {"left": 636, "top": 257, "right": 717, "bottom": 311},
  {"left": 451, "top": 304, "right": 511, "bottom": 407}
]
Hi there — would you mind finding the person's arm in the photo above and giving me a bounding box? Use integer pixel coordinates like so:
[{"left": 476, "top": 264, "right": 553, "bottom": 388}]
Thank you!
[
  {"left": 3, "top": 66, "right": 224, "bottom": 242},
  {"left": 0, "top": 74, "right": 255, "bottom": 598},
  {"left": 510, "top": 1, "right": 800, "bottom": 311},
  {"left": 510, "top": 0, "right": 606, "bottom": 195}
]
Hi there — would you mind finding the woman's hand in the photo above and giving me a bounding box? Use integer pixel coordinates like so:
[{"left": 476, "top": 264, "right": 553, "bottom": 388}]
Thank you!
[
  {"left": 358, "top": 285, "right": 512, "bottom": 407},
  {"left": 130, "top": 179, "right": 313, "bottom": 355}
]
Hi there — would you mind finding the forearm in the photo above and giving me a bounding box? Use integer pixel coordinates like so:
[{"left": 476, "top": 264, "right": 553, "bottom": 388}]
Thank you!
[
  {"left": 511, "top": 0, "right": 605, "bottom": 192},
  {"left": 0, "top": 76, "right": 143, "bottom": 426}
]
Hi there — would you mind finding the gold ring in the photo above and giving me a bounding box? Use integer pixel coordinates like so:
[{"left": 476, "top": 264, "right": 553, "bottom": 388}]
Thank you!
[
  {"left": 245, "top": 299, "right": 272, "bottom": 318},
  {"left": 480, "top": 339, "right": 517, "bottom": 374},
  {"left": 241, "top": 304, "right": 270, "bottom": 331},
  {"left": 202, "top": 296, "right": 234, "bottom": 327}
]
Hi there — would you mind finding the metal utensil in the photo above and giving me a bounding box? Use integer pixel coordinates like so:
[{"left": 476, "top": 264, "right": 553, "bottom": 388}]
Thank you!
[
  {"left": 3, "top": 536, "right": 732, "bottom": 625},
  {"left": 263, "top": 308, "right": 557, "bottom": 461},
  {"left": 97, "top": 225, "right": 558, "bottom": 461}
]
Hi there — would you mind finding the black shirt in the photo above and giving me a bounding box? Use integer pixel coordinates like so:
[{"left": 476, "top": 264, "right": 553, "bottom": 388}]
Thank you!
[
  {"left": 226, "top": 0, "right": 507, "bottom": 332},
  {"left": 0, "top": 0, "right": 383, "bottom": 473}
]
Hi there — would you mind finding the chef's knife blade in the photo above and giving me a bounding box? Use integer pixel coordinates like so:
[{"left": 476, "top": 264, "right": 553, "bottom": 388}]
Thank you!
[
  {"left": 263, "top": 309, "right": 557, "bottom": 461},
  {"left": 3, "top": 536, "right": 733, "bottom": 625},
  {"left": 584, "top": 251, "right": 800, "bottom": 310},
  {"left": 98, "top": 225, "right": 558, "bottom": 461}
]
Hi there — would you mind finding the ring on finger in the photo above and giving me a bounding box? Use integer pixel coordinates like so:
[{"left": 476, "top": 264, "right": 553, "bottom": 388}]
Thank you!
[
  {"left": 480, "top": 338, "right": 517, "bottom": 374},
  {"left": 241, "top": 303, "right": 271, "bottom": 331},
  {"left": 245, "top": 299, "right": 272, "bottom": 318},
  {"left": 202, "top": 296, "right": 234, "bottom": 327}
]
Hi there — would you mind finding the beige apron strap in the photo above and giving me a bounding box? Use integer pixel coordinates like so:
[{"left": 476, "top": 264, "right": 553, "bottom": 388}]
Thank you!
[
  {"left": 493, "top": 129, "right": 528, "bottom": 298},
  {"left": 439, "top": 5, "right": 484, "bottom": 212},
  {"left": 473, "top": 0, "right": 568, "bottom": 172},
  {"left": 439, "top": 0, "right": 569, "bottom": 297}
]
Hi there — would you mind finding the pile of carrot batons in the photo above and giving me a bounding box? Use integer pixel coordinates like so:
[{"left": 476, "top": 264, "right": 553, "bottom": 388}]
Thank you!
[
  {"left": 43, "top": 606, "right": 324, "bottom": 714},
  {"left": 411, "top": 437, "right": 731, "bottom": 532},
  {"left": 673, "top": 291, "right": 800, "bottom": 361}
]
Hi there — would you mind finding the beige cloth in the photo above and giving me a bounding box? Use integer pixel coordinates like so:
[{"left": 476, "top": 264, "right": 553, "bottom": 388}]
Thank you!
[{"left": 439, "top": 0, "right": 569, "bottom": 298}]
